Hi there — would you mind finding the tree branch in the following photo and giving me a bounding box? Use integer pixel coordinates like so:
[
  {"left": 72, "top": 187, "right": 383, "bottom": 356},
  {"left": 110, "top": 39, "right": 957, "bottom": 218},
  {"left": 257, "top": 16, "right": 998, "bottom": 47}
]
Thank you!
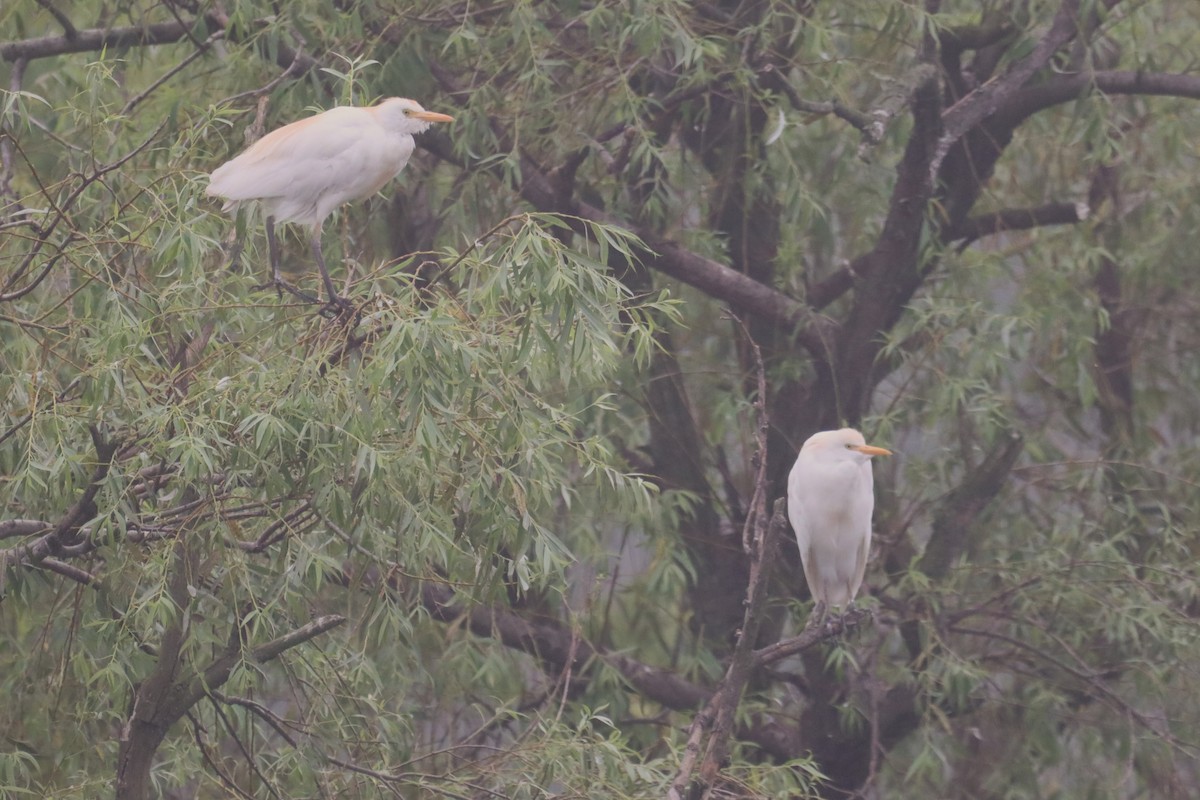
[
  {"left": 36, "top": 556, "right": 100, "bottom": 586},
  {"left": 116, "top": 529, "right": 345, "bottom": 800},
  {"left": 1, "top": 20, "right": 202, "bottom": 62},
  {"left": 253, "top": 615, "right": 347, "bottom": 663},
  {"left": 1, "top": 13, "right": 321, "bottom": 82},
  {"left": 33, "top": 0, "right": 78, "bottom": 40},
  {"left": 183, "top": 614, "right": 348, "bottom": 717},
  {"left": 825, "top": 64, "right": 943, "bottom": 424},
  {"left": 751, "top": 606, "right": 873, "bottom": 668},
  {"left": 946, "top": 201, "right": 1088, "bottom": 246},
  {"left": 0, "top": 519, "right": 52, "bottom": 540},
  {"left": 418, "top": 68, "right": 834, "bottom": 356},
  {"left": 932, "top": 0, "right": 1084, "bottom": 177},
  {"left": 117, "top": 529, "right": 199, "bottom": 800},
  {"left": 757, "top": 64, "right": 877, "bottom": 141},
  {"left": 1, "top": 426, "right": 119, "bottom": 570},
  {"left": 994, "top": 70, "right": 1200, "bottom": 130},
  {"left": 3, "top": 121, "right": 163, "bottom": 301},
  {"left": 938, "top": 18, "right": 1017, "bottom": 53},
  {"left": 670, "top": 323, "right": 783, "bottom": 799},
  {"left": 513, "top": 155, "right": 834, "bottom": 355},
  {"left": 418, "top": 574, "right": 849, "bottom": 762},
  {"left": 918, "top": 430, "right": 1025, "bottom": 580}
]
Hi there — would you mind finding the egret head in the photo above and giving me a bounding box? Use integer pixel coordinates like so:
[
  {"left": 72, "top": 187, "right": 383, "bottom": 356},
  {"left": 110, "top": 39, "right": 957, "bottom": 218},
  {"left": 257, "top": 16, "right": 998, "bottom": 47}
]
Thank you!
[
  {"left": 374, "top": 97, "right": 454, "bottom": 135},
  {"left": 801, "top": 428, "right": 893, "bottom": 463}
]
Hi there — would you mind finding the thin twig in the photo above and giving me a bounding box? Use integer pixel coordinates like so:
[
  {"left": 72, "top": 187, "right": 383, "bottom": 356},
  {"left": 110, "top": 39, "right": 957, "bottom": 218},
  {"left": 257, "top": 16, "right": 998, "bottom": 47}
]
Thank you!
[
  {"left": 121, "top": 34, "right": 219, "bottom": 116},
  {"left": 669, "top": 317, "right": 783, "bottom": 800},
  {"left": 0, "top": 57, "right": 28, "bottom": 214},
  {"left": 34, "top": 0, "right": 78, "bottom": 40},
  {"left": 216, "top": 44, "right": 309, "bottom": 107},
  {"left": 422, "top": 213, "right": 528, "bottom": 287},
  {"left": 37, "top": 557, "right": 99, "bottom": 586},
  {"left": 2, "top": 122, "right": 165, "bottom": 300},
  {"left": 204, "top": 699, "right": 285, "bottom": 800},
  {"left": 186, "top": 710, "right": 262, "bottom": 800}
]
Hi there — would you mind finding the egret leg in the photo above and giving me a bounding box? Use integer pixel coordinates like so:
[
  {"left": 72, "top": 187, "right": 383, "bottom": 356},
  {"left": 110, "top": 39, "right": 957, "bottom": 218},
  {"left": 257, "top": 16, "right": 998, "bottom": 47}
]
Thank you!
[
  {"left": 265, "top": 215, "right": 281, "bottom": 286},
  {"left": 223, "top": 230, "right": 244, "bottom": 273},
  {"left": 309, "top": 231, "right": 353, "bottom": 314},
  {"left": 808, "top": 600, "right": 828, "bottom": 629},
  {"left": 254, "top": 216, "right": 320, "bottom": 304}
]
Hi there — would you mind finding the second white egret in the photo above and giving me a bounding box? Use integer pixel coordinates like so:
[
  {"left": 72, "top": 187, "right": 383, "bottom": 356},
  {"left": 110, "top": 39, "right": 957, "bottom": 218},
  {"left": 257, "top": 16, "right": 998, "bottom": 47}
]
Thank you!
[{"left": 787, "top": 428, "right": 892, "bottom": 619}]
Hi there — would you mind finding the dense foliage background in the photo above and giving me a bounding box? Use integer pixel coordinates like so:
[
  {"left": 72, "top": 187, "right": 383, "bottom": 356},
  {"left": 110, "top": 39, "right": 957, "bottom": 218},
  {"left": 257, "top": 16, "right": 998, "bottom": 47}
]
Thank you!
[{"left": 2, "top": 1, "right": 1199, "bottom": 797}]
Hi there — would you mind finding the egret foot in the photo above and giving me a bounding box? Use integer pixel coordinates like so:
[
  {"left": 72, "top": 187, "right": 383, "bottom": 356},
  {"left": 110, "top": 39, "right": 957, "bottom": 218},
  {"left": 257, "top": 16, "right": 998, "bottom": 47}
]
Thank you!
[
  {"left": 806, "top": 601, "right": 829, "bottom": 630},
  {"left": 253, "top": 277, "right": 322, "bottom": 305},
  {"left": 318, "top": 294, "right": 357, "bottom": 320},
  {"left": 224, "top": 238, "right": 245, "bottom": 273}
]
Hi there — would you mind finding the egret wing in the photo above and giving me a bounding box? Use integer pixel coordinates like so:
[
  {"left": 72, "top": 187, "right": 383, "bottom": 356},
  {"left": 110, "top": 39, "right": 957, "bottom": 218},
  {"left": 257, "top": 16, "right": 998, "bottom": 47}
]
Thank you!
[
  {"left": 207, "top": 108, "right": 408, "bottom": 220},
  {"left": 788, "top": 455, "right": 827, "bottom": 604}
]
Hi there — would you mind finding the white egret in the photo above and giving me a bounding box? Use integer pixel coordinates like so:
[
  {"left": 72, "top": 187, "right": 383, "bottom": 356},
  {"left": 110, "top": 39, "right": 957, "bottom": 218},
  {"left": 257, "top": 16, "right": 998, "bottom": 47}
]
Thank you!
[
  {"left": 207, "top": 97, "right": 454, "bottom": 310},
  {"left": 787, "top": 428, "right": 892, "bottom": 619}
]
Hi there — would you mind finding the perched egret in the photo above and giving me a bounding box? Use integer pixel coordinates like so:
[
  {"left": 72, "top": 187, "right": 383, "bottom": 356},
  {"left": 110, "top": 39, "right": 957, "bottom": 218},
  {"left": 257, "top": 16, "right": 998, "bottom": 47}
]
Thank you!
[
  {"left": 787, "top": 428, "right": 892, "bottom": 619},
  {"left": 207, "top": 97, "right": 454, "bottom": 310}
]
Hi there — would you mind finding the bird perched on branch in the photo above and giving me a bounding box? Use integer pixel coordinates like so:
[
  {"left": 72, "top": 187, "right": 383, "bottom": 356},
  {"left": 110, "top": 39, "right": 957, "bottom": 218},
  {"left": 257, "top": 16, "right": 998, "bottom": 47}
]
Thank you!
[
  {"left": 787, "top": 428, "right": 892, "bottom": 621},
  {"left": 207, "top": 97, "right": 454, "bottom": 312}
]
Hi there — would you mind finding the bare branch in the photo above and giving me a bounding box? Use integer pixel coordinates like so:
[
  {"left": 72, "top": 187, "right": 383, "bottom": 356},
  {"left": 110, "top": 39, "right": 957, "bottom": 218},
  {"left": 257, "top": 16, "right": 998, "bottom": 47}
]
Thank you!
[
  {"left": 759, "top": 62, "right": 938, "bottom": 159},
  {"left": 947, "top": 201, "right": 1088, "bottom": 246},
  {"left": 701, "top": 504, "right": 790, "bottom": 790},
  {"left": 37, "top": 556, "right": 99, "bottom": 586},
  {"left": 994, "top": 70, "right": 1200, "bottom": 130},
  {"left": 1, "top": 14, "right": 321, "bottom": 90},
  {"left": 1, "top": 20, "right": 203, "bottom": 62},
  {"left": 757, "top": 64, "right": 877, "bottom": 140},
  {"left": 0, "top": 519, "right": 52, "bottom": 540},
  {"left": 738, "top": 317, "right": 771, "bottom": 557},
  {"left": 251, "top": 615, "right": 347, "bottom": 663},
  {"left": 235, "top": 500, "right": 319, "bottom": 552}
]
